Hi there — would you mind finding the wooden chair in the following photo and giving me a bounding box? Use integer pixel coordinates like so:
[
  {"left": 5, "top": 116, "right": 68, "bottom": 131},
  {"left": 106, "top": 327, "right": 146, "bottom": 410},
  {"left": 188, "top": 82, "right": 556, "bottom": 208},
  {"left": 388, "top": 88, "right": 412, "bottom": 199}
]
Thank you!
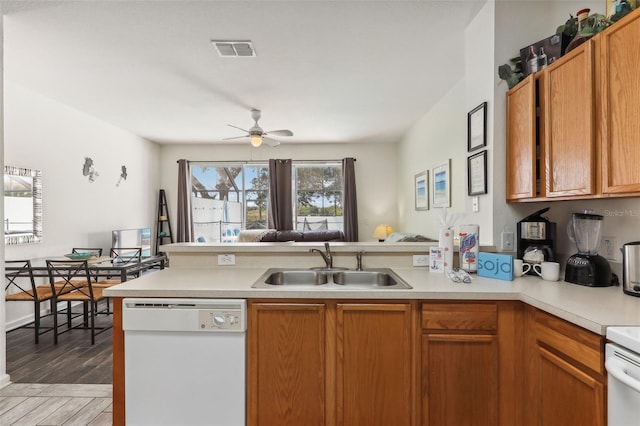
[
  {"left": 46, "top": 259, "right": 111, "bottom": 345},
  {"left": 5, "top": 260, "right": 54, "bottom": 344}
]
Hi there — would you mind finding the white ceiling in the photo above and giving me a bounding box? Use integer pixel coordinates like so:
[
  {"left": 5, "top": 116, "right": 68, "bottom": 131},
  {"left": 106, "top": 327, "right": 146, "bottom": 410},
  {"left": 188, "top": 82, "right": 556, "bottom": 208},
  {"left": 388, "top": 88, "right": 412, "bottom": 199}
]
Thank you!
[{"left": 2, "top": 0, "right": 486, "bottom": 145}]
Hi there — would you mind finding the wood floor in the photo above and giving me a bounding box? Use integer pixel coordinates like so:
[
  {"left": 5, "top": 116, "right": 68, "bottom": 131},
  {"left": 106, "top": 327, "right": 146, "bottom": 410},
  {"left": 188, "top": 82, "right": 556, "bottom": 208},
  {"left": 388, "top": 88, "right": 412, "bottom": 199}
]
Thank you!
[
  {"left": 6, "top": 304, "right": 113, "bottom": 384},
  {"left": 3, "top": 303, "right": 113, "bottom": 425},
  {"left": 0, "top": 383, "right": 111, "bottom": 425}
]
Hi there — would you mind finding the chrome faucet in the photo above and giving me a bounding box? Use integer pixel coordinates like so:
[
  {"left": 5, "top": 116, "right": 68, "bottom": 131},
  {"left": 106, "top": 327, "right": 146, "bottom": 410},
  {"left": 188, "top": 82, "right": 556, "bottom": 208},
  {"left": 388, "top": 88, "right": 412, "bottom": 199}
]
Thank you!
[
  {"left": 310, "top": 242, "right": 333, "bottom": 269},
  {"left": 356, "top": 251, "right": 364, "bottom": 271}
]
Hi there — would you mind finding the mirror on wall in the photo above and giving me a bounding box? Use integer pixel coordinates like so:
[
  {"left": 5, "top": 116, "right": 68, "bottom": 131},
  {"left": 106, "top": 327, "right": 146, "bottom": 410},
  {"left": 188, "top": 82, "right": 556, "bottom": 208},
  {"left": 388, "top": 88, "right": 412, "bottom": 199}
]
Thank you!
[{"left": 4, "top": 166, "right": 42, "bottom": 245}]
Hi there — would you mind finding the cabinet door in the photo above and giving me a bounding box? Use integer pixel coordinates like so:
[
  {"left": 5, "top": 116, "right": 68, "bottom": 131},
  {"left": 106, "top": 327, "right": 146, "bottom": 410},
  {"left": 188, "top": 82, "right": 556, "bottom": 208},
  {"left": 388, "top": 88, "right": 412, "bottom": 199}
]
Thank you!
[
  {"left": 248, "top": 302, "right": 327, "bottom": 426},
  {"left": 536, "top": 347, "right": 605, "bottom": 426},
  {"left": 336, "top": 303, "right": 413, "bottom": 426},
  {"left": 422, "top": 333, "right": 498, "bottom": 426},
  {"left": 544, "top": 41, "right": 596, "bottom": 197},
  {"left": 599, "top": 10, "right": 640, "bottom": 194},
  {"left": 506, "top": 75, "right": 537, "bottom": 200}
]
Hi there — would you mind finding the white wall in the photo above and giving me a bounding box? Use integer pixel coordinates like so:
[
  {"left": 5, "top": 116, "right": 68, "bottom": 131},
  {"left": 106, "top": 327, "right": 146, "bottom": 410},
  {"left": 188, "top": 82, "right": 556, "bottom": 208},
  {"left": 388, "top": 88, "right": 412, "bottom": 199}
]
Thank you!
[
  {"left": 158, "top": 142, "right": 398, "bottom": 242},
  {"left": 397, "top": 1, "right": 496, "bottom": 244},
  {"left": 3, "top": 82, "right": 160, "bottom": 330},
  {"left": 0, "top": 3, "right": 9, "bottom": 388}
]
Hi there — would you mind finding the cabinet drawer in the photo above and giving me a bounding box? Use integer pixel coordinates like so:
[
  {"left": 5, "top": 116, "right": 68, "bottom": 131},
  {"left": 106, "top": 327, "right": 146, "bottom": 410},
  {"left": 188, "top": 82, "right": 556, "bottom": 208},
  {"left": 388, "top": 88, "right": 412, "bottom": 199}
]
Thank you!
[
  {"left": 421, "top": 302, "right": 497, "bottom": 331},
  {"left": 534, "top": 309, "right": 604, "bottom": 374}
]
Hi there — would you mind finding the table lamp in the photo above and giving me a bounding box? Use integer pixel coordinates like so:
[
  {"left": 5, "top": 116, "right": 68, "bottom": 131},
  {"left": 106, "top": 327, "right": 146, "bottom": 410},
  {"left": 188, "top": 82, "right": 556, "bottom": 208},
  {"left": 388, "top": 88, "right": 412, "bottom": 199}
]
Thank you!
[{"left": 373, "top": 225, "right": 393, "bottom": 242}]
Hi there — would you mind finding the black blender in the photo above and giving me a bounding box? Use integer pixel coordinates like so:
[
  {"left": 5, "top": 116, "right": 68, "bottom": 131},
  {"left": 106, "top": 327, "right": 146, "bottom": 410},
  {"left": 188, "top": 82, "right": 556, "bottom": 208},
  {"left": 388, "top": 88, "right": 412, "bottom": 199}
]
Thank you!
[{"left": 565, "top": 211, "right": 614, "bottom": 287}]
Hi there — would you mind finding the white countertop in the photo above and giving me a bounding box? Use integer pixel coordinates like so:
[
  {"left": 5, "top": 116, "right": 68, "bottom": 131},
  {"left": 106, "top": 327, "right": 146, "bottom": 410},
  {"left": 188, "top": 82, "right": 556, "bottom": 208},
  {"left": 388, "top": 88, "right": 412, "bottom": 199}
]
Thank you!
[{"left": 104, "top": 266, "right": 640, "bottom": 335}]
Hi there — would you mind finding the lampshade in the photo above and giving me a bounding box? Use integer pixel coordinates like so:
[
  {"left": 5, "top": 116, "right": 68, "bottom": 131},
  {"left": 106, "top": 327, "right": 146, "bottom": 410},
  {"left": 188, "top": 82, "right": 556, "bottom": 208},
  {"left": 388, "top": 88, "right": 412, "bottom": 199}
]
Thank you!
[
  {"left": 373, "top": 224, "right": 393, "bottom": 241},
  {"left": 250, "top": 134, "right": 262, "bottom": 147}
]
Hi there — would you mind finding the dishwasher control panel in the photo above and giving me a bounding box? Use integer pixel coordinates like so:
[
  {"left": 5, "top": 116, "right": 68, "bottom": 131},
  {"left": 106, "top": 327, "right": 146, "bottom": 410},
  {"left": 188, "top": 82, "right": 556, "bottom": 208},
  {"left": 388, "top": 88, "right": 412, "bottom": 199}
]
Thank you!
[{"left": 199, "top": 309, "right": 243, "bottom": 331}]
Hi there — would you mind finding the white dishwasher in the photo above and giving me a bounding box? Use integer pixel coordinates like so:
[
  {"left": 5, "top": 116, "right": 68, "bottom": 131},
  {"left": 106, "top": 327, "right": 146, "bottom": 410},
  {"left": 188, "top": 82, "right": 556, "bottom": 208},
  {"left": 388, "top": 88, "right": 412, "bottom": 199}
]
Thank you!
[
  {"left": 123, "top": 298, "right": 246, "bottom": 426},
  {"left": 605, "top": 327, "right": 640, "bottom": 426}
]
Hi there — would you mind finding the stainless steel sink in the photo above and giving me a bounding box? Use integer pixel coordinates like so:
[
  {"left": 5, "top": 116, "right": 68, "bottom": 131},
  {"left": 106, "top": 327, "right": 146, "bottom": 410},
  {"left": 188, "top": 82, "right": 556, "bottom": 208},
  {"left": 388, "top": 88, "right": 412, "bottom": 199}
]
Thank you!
[
  {"left": 332, "top": 270, "right": 405, "bottom": 287},
  {"left": 264, "top": 270, "right": 329, "bottom": 286},
  {"left": 252, "top": 268, "right": 412, "bottom": 289}
]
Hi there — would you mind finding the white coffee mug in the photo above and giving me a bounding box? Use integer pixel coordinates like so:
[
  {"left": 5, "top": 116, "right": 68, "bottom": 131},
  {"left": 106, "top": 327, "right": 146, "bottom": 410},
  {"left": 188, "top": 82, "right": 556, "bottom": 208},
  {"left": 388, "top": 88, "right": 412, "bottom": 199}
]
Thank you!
[
  {"left": 513, "top": 259, "right": 532, "bottom": 277},
  {"left": 533, "top": 261, "right": 560, "bottom": 281}
]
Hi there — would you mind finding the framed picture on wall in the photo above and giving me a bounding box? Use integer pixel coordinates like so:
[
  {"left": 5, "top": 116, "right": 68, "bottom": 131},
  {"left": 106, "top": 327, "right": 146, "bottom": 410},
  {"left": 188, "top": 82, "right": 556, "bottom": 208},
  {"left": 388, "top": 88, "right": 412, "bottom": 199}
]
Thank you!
[
  {"left": 414, "top": 171, "right": 429, "bottom": 211},
  {"left": 467, "top": 150, "right": 488, "bottom": 196},
  {"left": 432, "top": 159, "right": 451, "bottom": 208},
  {"left": 468, "top": 102, "right": 487, "bottom": 152},
  {"left": 606, "top": 0, "right": 637, "bottom": 18}
]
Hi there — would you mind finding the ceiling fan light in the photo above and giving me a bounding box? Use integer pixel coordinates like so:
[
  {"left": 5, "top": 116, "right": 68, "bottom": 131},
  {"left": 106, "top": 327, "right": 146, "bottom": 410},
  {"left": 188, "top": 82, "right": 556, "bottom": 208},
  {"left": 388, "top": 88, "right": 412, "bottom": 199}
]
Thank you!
[{"left": 250, "top": 134, "right": 262, "bottom": 147}]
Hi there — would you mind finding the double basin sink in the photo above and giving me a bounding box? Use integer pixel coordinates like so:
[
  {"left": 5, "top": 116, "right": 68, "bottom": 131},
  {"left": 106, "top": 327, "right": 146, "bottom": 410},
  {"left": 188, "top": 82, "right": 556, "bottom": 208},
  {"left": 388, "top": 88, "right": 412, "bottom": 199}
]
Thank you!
[{"left": 251, "top": 268, "right": 413, "bottom": 289}]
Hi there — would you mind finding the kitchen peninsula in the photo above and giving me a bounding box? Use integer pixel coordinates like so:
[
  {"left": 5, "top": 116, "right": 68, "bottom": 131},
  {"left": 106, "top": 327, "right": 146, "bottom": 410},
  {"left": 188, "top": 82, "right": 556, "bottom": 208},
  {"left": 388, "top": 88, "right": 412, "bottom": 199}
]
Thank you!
[{"left": 105, "top": 243, "right": 640, "bottom": 426}]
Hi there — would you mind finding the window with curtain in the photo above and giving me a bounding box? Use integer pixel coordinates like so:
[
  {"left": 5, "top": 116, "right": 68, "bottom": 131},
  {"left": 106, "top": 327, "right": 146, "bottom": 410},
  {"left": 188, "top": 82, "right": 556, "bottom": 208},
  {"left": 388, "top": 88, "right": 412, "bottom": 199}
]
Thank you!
[
  {"left": 188, "top": 161, "right": 345, "bottom": 241},
  {"left": 294, "top": 163, "right": 343, "bottom": 232}
]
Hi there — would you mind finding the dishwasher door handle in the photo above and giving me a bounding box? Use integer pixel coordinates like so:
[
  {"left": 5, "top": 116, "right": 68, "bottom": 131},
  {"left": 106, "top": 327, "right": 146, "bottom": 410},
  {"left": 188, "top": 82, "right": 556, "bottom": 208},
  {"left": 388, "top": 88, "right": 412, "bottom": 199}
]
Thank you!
[{"left": 606, "top": 357, "right": 640, "bottom": 394}]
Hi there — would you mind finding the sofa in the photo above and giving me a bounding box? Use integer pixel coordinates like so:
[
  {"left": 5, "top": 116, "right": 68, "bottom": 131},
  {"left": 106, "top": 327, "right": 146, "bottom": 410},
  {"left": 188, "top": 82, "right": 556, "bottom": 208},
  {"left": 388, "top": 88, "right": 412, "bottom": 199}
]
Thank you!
[{"left": 238, "top": 229, "right": 345, "bottom": 242}]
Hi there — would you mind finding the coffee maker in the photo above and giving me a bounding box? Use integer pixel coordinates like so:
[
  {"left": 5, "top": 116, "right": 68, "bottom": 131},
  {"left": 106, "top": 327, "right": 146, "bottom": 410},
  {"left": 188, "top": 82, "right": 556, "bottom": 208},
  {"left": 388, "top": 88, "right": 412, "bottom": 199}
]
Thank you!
[
  {"left": 565, "top": 211, "right": 614, "bottom": 287},
  {"left": 517, "top": 208, "right": 557, "bottom": 274}
]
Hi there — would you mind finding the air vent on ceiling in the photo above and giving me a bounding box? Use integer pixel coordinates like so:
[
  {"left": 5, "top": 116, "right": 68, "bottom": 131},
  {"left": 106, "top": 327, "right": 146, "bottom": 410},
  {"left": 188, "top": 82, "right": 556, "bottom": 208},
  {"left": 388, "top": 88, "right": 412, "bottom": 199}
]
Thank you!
[{"left": 211, "top": 40, "right": 256, "bottom": 57}]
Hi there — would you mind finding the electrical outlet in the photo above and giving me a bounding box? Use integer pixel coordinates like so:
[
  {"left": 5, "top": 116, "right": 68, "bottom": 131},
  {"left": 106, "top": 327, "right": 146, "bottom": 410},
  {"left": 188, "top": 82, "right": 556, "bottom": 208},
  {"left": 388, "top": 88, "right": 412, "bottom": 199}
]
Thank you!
[
  {"left": 413, "top": 254, "right": 429, "bottom": 267},
  {"left": 500, "top": 231, "right": 514, "bottom": 252},
  {"left": 217, "top": 254, "right": 236, "bottom": 266},
  {"left": 601, "top": 236, "right": 617, "bottom": 261}
]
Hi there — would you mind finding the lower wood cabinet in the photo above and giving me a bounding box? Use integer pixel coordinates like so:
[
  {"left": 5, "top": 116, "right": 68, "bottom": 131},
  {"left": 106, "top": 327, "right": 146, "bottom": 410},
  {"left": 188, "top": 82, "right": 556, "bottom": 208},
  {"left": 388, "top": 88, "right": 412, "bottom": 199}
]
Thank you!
[
  {"left": 247, "top": 300, "right": 417, "bottom": 426},
  {"left": 525, "top": 306, "right": 606, "bottom": 426},
  {"left": 420, "top": 301, "right": 522, "bottom": 426}
]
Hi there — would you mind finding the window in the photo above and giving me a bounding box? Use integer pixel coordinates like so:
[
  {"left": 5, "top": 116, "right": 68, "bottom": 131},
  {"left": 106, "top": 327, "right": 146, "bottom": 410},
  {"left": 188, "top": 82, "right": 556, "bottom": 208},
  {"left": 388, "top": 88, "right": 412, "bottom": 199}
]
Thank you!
[
  {"left": 294, "top": 163, "right": 343, "bottom": 231},
  {"left": 190, "top": 163, "right": 268, "bottom": 242},
  {"left": 189, "top": 161, "right": 344, "bottom": 241}
]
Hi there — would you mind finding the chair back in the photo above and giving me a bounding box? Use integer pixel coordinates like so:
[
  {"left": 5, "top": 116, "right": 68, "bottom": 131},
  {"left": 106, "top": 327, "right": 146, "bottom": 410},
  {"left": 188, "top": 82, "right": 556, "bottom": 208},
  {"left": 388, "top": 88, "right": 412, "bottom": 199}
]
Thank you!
[
  {"left": 5, "top": 260, "right": 36, "bottom": 297},
  {"left": 46, "top": 260, "right": 93, "bottom": 298},
  {"left": 72, "top": 247, "right": 103, "bottom": 257},
  {"left": 110, "top": 247, "right": 142, "bottom": 265}
]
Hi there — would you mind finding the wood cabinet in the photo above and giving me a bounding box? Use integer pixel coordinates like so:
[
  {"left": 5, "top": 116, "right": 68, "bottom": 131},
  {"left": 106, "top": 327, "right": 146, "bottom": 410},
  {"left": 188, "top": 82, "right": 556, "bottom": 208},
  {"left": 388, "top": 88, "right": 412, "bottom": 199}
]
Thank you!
[
  {"left": 506, "top": 41, "right": 595, "bottom": 201},
  {"left": 524, "top": 306, "right": 606, "bottom": 426},
  {"left": 542, "top": 42, "right": 596, "bottom": 197},
  {"left": 506, "top": 75, "right": 537, "bottom": 200},
  {"left": 247, "top": 300, "right": 417, "bottom": 426},
  {"left": 506, "top": 7, "right": 640, "bottom": 201},
  {"left": 420, "top": 301, "right": 523, "bottom": 426},
  {"left": 248, "top": 302, "right": 328, "bottom": 426},
  {"left": 598, "top": 9, "right": 640, "bottom": 195}
]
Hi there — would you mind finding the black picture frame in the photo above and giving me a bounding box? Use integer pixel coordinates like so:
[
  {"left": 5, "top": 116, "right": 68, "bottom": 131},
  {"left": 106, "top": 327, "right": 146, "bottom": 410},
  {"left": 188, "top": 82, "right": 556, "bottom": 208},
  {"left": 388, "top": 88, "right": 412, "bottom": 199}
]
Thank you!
[
  {"left": 467, "top": 150, "right": 487, "bottom": 196},
  {"left": 467, "top": 102, "right": 487, "bottom": 152}
]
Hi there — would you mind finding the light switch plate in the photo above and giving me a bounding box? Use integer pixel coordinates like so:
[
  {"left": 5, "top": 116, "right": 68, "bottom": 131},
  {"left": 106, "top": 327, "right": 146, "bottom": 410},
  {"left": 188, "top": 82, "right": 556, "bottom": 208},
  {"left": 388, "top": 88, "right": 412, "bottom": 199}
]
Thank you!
[
  {"left": 601, "top": 236, "right": 617, "bottom": 261},
  {"left": 413, "top": 254, "right": 429, "bottom": 267},
  {"left": 500, "top": 232, "right": 514, "bottom": 252},
  {"left": 217, "top": 254, "right": 236, "bottom": 265}
]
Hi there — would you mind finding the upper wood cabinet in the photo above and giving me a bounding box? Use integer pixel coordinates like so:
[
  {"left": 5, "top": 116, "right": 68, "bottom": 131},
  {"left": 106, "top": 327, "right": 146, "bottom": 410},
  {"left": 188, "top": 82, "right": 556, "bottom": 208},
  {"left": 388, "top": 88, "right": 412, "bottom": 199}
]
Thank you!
[
  {"left": 543, "top": 42, "right": 596, "bottom": 197},
  {"left": 506, "top": 75, "right": 537, "bottom": 200},
  {"left": 598, "top": 10, "right": 640, "bottom": 195},
  {"left": 506, "top": 7, "right": 640, "bottom": 201}
]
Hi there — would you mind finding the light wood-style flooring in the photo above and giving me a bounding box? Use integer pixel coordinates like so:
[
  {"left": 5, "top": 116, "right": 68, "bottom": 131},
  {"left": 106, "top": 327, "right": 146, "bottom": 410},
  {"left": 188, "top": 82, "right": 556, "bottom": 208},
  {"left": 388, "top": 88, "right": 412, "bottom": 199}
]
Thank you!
[
  {"left": 0, "top": 383, "right": 111, "bottom": 425},
  {"left": 3, "top": 302, "right": 113, "bottom": 425}
]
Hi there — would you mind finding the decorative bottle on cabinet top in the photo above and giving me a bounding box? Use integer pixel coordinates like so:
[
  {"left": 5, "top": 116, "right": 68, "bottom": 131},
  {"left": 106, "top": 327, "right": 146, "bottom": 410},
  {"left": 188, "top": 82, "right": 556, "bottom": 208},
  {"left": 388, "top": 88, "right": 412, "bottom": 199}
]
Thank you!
[
  {"left": 525, "top": 45, "right": 539, "bottom": 74},
  {"left": 565, "top": 8, "right": 591, "bottom": 53}
]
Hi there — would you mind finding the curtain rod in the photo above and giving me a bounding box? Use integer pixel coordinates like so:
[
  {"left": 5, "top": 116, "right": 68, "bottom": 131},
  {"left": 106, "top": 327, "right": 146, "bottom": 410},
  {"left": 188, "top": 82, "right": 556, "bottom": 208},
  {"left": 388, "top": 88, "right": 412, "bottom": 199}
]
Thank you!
[{"left": 177, "top": 159, "right": 355, "bottom": 164}]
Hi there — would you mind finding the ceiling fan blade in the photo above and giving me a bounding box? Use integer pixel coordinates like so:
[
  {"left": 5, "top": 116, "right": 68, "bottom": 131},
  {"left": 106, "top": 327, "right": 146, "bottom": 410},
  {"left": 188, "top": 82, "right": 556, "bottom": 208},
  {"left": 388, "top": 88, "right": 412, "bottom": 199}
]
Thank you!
[
  {"left": 227, "top": 124, "right": 250, "bottom": 133},
  {"left": 262, "top": 136, "right": 281, "bottom": 147},
  {"left": 265, "top": 129, "right": 293, "bottom": 137},
  {"left": 222, "top": 135, "right": 248, "bottom": 140}
]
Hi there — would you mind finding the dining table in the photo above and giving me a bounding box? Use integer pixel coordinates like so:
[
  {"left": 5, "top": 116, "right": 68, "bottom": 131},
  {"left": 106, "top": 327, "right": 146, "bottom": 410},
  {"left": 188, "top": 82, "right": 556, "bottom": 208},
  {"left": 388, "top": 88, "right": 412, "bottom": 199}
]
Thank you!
[{"left": 5, "top": 254, "right": 166, "bottom": 283}]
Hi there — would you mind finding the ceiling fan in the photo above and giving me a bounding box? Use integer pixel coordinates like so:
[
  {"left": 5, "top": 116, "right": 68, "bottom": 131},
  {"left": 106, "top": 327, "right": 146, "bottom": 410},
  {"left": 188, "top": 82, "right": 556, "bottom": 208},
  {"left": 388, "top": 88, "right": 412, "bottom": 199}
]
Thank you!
[{"left": 225, "top": 109, "right": 293, "bottom": 147}]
